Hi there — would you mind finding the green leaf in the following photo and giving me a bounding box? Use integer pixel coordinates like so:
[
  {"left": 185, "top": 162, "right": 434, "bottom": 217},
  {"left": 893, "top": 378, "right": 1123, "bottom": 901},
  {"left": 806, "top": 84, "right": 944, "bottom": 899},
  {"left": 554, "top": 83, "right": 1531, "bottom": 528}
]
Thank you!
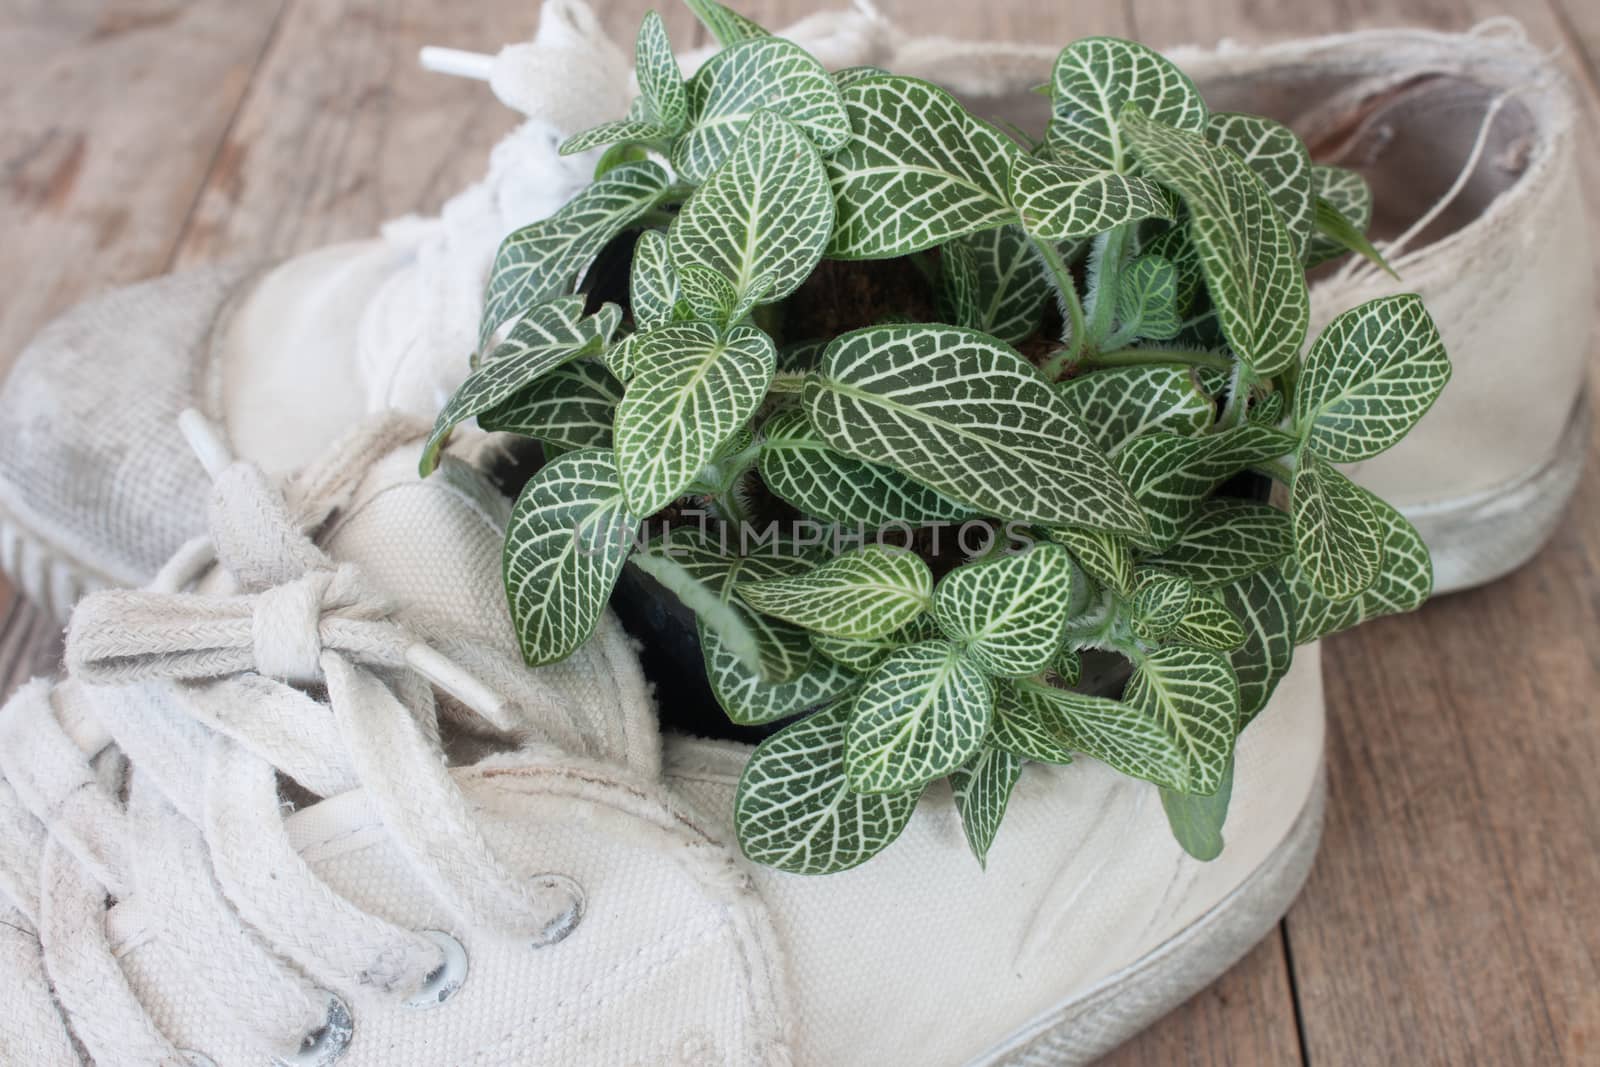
[
  {"left": 932, "top": 543, "right": 1076, "bottom": 677},
  {"left": 1249, "top": 390, "right": 1285, "bottom": 427},
  {"left": 604, "top": 332, "right": 639, "bottom": 381},
  {"left": 1130, "top": 570, "right": 1194, "bottom": 641},
  {"left": 613, "top": 321, "right": 775, "bottom": 515},
  {"left": 735, "top": 702, "right": 919, "bottom": 875},
  {"left": 478, "top": 359, "right": 622, "bottom": 451},
  {"left": 950, "top": 747, "right": 1024, "bottom": 867},
  {"left": 738, "top": 543, "right": 933, "bottom": 640},
  {"left": 671, "top": 109, "right": 834, "bottom": 306},
  {"left": 1294, "top": 293, "right": 1451, "bottom": 463},
  {"left": 559, "top": 118, "right": 671, "bottom": 157},
  {"left": 1168, "top": 588, "right": 1247, "bottom": 651},
  {"left": 961, "top": 225, "right": 1056, "bottom": 345},
  {"left": 1205, "top": 112, "right": 1314, "bottom": 260},
  {"left": 636, "top": 11, "right": 688, "bottom": 133},
  {"left": 1306, "top": 165, "right": 1374, "bottom": 267},
  {"left": 1291, "top": 453, "right": 1381, "bottom": 601},
  {"left": 938, "top": 239, "right": 982, "bottom": 329},
  {"left": 1127, "top": 644, "right": 1238, "bottom": 795},
  {"left": 503, "top": 449, "right": 638, "bottom": 666},
  {"left": 825, "top": 76, "right": 1017, "bottom": 259},
  {"left": 1116, "top": 425, "right": 1296, "bottom": 550},
  {"left": 1059, "top": 365, "right": 1213, "bottom": 456},
  {"left": 673, "top": 37, "right": 848, "bottom": 183},
  {"left": 630, "top": 229, "right": 678, "bottom": 331},
  {"left": 684, "top": 0, "right": 769, "bottom": 48},
  {"left": 758, "top": 408, "right": 972, "bottom": 527},
  {"left": 1162, "top": 752, "right": 1233, "bottom": 860},
  {"left": 1046, "top": 526, "right": 1136, "bottom": 595},
  {"left": 996, "top": 678, "right": 1189, "bottom": 789},
  {"left": 1112, "top": 254, "right": 1183, "bottom": 341},
  {"left": 627, "top": 547, "right": 767, "bottom": 676},
  {"left": 989, "top": 679, "right": 1075, "bottom": 764},
  {"left": 1311, "top": 196, "right": 1395, "bottom": 277},
  {"left": 1122, "top": 108, "right": 1308, "bottom": 377},
  {"left": 833, "top": 65, "right": 887, "bottom": 89},
  {"left": 1009, "top": 153, "right": 1171, "bottom": 240},
  {"left": 1150, "top": 498, "right": 1292, "bottom": 587},
  {"left": 844, "top": 640, "right": 994, "bottom": 793},
  {"left": 423, "top": 298, "right": 618, "bottom": 473},
  {"left": 1053, "top": 646, "right": 1083, "bottom": 685},
  {"left": 1217, "top": 568, "right": 1296, "bottom": 727},
  {"left": 811, "top": 618, "right": 940, "bottom": 674},
  {"left": 700, "top": 618, "right": 858, "bottom": 726},
  {"left": 1286, "top": 494, "right": 1432, "bottom": 643},
  {"left": 1047, "top": 37, "right": 1207, "bottom": 173},
  {"left": 1140, "top": 221, "right": 1206, "bottom": 317},
  {"left": 479, "top": 161, "right": 670, "bottom": 349},
  {"left": 676, "top": 265, "right": 745, "bottom": 324},
  {"left": 805, "top": 324, "right": 1146, "bottom": 533}
]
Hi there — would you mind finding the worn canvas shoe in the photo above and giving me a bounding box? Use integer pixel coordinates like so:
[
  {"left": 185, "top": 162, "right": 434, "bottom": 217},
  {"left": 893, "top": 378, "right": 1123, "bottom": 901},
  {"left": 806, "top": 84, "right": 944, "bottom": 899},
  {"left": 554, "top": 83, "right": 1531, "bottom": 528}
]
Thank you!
[
  {"left": 0, "top": 411, "right": 1326, "bottom": 1065},
  {"left": 0, "top": 0, "right": 628, "bottom": 621}
]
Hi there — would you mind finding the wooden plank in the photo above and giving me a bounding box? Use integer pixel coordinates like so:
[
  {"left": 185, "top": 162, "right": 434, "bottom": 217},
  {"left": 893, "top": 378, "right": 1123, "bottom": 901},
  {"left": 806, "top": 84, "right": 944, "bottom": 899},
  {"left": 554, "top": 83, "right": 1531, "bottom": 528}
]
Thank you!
[{"left": 0, "top": 0, "right": 286, "bottom": 373}]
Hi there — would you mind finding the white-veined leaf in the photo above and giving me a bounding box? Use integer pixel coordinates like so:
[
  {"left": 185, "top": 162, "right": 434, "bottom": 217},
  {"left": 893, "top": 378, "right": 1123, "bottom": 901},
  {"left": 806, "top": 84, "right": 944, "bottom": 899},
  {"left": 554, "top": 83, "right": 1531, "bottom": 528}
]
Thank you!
[
  {"left": 825, "top": 76, "right": 1017, "bottom": 259},
  {"left": 1168, "top": 588, "right": 1247, "bottom": 651},
  {"left": 1140, "top": 220, "right": 1205, "bottom": 317},
  {"left": 673, "top": 36, "right": 848, "bottom": 183},
  {"left": 1046, "top": 37, "right": 1207, "bottom": 173},
  {"left": 805, "top": 324, "right": 1146, "bottom": 533},
  {"left": 1205, "top": 112, "right": 1314, "bottom": 259},
  {"left": 636, "top": 11, "right": 688, "bottom": 133},
  {"left": 1285, "top": 493, "right": 1432, "bottom": 643},
  {"left": 1249, "top": 390, "right": 1285, "bottom": 427},
  {"left": 810, "top": 617, "right": 940, "bottom": 674},
  {"left": 676, "top": 265, "right": 743, "bottom": 323},
  {"left": 758, "top": 408, "right": 973, "bottom": 527},
  {"left": 961, "top": 224, "right": 1056, "bottom": 345},
  {"left": 559, "top": 118, "right": 671, "bottom": 157},
  {"left": 627, "top": 547, "right": 766, "bottom": 675},
  {"left": 932, "top": 542, "right": 1076, "bottom": 677},
  {"left": 844, "top": 640, "right": 994, "bottom": 793},
  {"left": 1122, "top": 108, "right": 1308, "bottom": 377},
  {"left": 478, "top": 359, "right": 622, "bottom": 450},
  {"left": 479, "top": 160, "right": 669, "bottom": 349},
  {"left": 671, "top": 109, "right": 834, "bottom": 305},
  {"left": 1161, "top": 752, "right": 1233, "bottom": 860},
  {"left": 630, "top": 229, "right": 677, "bottom": 330},
  {"left": 1059, "top": 364, "right": 1213, "bottom": 456},
  {"left": 685, "top": 0, "right": 768, "bottom": 48},
  {"left": 1291, "top": 453, "right": 1381, "bottom": 601},
  {"left": 950, "top": 747, "right": 1024, "bottom": 868},
  {"left": 1130, "top": 570, "right": 1194, "bottom": 641},
  {"left": 738, "top": 543, "right": 933, "bottom": 640},
  {"left": 735, "top": 702, "right": 920, "bottom": 874},
  {"left": 1150, "top": 498, "right": 1292, "bottom": 586},
  {"left": 1053, "top": 646, "right": 1083, "bottom": 685},
  {"left": 700, "top": 618, "right": 857, "bottom": 726},
  {"left": 1046, "top": 526, "right": 1136, "bottom": 595},
  {"left": 1009, "top": 153, "right": 1171, "bottom": 240},
  {"left": 995, "top": 678, "right": 1188, "bottom": 789},
  {"left": 504, "top": 449, "right": 638, "bottom": 665},
  {"left": 1217, "top": 568, "right": 1296, "bottom": 726},
  {"left": 1127, "top": 644, "right": 1239, "bottom": 795},
  {"left": 423, "top": 298, "right": 619, "bottom": 473},
  {"left": 938, "top": 239, "right": 982, "bottom": 329},
  {"left": 1294, "top": 293, "right": 1450, "bottom": 463},
  {"left": 613, "top": 321, "right": 775, "bottom": 516},
  {"left": 1306, "top": 165, "right": 1373, "bottom": 267},
  {"left": 1113, "top": 254, "right": 1182, "bottom": 341},
  {"left": 1116, "top": 424, "right": 1296, "bottom": 550}
]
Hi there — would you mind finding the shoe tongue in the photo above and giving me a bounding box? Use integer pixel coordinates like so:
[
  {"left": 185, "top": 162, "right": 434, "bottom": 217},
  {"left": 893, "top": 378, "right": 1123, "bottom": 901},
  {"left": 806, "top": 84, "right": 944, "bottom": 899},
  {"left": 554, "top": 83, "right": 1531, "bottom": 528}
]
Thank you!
[{"left": 318, "top": 441, "right": 660, "bottom": 779}]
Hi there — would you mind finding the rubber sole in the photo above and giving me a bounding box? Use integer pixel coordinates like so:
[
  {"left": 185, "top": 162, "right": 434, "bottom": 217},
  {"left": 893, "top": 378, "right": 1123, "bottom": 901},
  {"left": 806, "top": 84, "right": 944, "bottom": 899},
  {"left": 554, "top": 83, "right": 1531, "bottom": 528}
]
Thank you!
[
  {"left": 972, "top": 762, "right": 1327, "bottom": 1066},
  {"left": 1408, "top": 390, "right": 1591, "bottom": 596}
]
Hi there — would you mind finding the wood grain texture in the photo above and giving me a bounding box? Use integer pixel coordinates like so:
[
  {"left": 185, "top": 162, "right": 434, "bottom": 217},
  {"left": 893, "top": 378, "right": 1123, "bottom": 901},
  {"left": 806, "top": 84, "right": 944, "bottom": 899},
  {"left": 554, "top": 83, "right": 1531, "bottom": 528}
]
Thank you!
[{"left": 1, "top": 2, "right": 1598, "bottom": 1065}]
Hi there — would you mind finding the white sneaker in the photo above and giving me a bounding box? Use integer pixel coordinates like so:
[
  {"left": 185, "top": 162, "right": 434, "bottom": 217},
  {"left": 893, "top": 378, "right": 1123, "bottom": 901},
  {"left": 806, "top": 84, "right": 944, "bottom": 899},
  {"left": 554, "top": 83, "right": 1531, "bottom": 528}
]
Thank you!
[
  {"left": 0, "top": 412, "right": 1325, "bottom": 1065},
  {"left": 0, "top": 0, "right": 627, "bottom": 621}
]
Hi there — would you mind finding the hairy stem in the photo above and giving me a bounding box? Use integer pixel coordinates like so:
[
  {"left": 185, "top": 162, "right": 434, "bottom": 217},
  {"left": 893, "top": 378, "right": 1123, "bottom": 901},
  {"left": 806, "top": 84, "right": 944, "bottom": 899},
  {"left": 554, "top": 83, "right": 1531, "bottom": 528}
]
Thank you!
[
  {"left": 1030, "top": 236, "right": 1087, "bottom": 379},
  {"left": 1084, "top": 224, "right": 1131, "bottom": 347}
]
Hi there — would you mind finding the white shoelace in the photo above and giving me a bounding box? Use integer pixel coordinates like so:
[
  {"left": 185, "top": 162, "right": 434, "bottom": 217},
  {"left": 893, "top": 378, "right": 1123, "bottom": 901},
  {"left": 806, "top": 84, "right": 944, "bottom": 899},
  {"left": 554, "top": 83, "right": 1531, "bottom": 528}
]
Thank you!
[{"left": 0, "top": 414, "right": 581, "bottom": 1065}]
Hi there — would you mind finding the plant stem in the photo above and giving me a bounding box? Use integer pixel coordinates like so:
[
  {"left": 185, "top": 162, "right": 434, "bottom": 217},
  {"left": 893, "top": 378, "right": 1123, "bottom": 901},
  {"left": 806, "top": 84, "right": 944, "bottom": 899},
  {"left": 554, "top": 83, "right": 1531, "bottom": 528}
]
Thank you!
[
  {"left": 1256, "top": 458, "right": 1298, "bottom": 484},
  {"left": 1216, "top": 362, "right": 1254, "bottom": 431},
  {"left": 1030, "top": 236, "right": 1086, "bottom": 379},
  {"left": 1084, "top": 224, "right": 1130, "bottom": 347},
  {"left": 1078, "top": 346, "right": 1234, "bottom": 372}
]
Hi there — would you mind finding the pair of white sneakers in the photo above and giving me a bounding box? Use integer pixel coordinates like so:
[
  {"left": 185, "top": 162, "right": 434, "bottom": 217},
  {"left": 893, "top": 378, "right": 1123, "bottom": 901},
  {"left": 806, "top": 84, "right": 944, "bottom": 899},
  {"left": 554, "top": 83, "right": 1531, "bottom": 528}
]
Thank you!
[{"left": 0, "top": 3, "right": 1589, "bottom": 1063}]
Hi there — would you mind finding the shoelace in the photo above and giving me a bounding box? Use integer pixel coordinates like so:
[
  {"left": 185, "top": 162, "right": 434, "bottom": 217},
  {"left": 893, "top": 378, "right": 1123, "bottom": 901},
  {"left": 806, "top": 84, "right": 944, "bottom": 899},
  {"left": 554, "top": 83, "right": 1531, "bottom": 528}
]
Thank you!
[{"left": 0, "top": 413, "right": 584, "bottom": 1066}]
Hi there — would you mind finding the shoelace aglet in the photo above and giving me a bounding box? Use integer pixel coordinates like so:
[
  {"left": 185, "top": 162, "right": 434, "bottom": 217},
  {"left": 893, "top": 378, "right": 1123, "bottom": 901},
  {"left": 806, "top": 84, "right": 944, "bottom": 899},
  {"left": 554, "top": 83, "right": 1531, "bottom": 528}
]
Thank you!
[
  {"left": 177, "top": 408, "right": 235, "bottom": 478},
  {"left": 419, "top": 46, "right": 494, "bottom": 82},
  {"left": 404, "top": 643, "right": 517, "bottom": 733}
]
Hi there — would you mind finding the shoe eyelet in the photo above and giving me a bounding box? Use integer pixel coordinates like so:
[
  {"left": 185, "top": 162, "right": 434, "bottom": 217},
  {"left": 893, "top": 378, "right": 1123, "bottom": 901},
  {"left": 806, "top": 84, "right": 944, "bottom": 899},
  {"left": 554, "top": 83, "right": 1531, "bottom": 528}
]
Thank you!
[
  {"left": 529, "top": 873, "right": 584, "bottom": 948},
  {"left": 403, "top": 930, "right": 468, "bottom": 1010},
  {"left": 273, "top": 994, "right": 352, "bottom": 1066}
]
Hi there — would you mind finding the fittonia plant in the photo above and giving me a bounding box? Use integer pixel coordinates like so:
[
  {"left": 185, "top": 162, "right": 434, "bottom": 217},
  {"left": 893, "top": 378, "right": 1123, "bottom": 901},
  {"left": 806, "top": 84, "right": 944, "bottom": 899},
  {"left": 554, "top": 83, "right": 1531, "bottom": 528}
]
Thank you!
[{"left": 421, "top": 0, "right": 1449, "bottom": 874}]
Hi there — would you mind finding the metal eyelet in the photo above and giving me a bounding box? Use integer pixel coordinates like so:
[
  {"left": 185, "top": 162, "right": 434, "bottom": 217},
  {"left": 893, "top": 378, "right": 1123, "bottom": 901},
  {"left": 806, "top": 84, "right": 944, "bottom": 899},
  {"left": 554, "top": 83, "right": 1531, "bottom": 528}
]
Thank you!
[
  {"left": 273, "top": 994, "right": 352, "bottom": 1067},
  {"left": 403, "top": 930, "right": 468, "bottom": 1010},
  {"left": 529, "top": 873, "right": 585, "bottom": 948}
]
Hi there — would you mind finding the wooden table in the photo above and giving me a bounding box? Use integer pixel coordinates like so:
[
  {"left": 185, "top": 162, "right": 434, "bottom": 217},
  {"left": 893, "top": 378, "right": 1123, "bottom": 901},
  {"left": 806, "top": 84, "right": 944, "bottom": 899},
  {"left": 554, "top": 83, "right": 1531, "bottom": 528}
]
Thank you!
[{"left": 1, "top": 1, "right": 1596, "bottom": 1062}]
